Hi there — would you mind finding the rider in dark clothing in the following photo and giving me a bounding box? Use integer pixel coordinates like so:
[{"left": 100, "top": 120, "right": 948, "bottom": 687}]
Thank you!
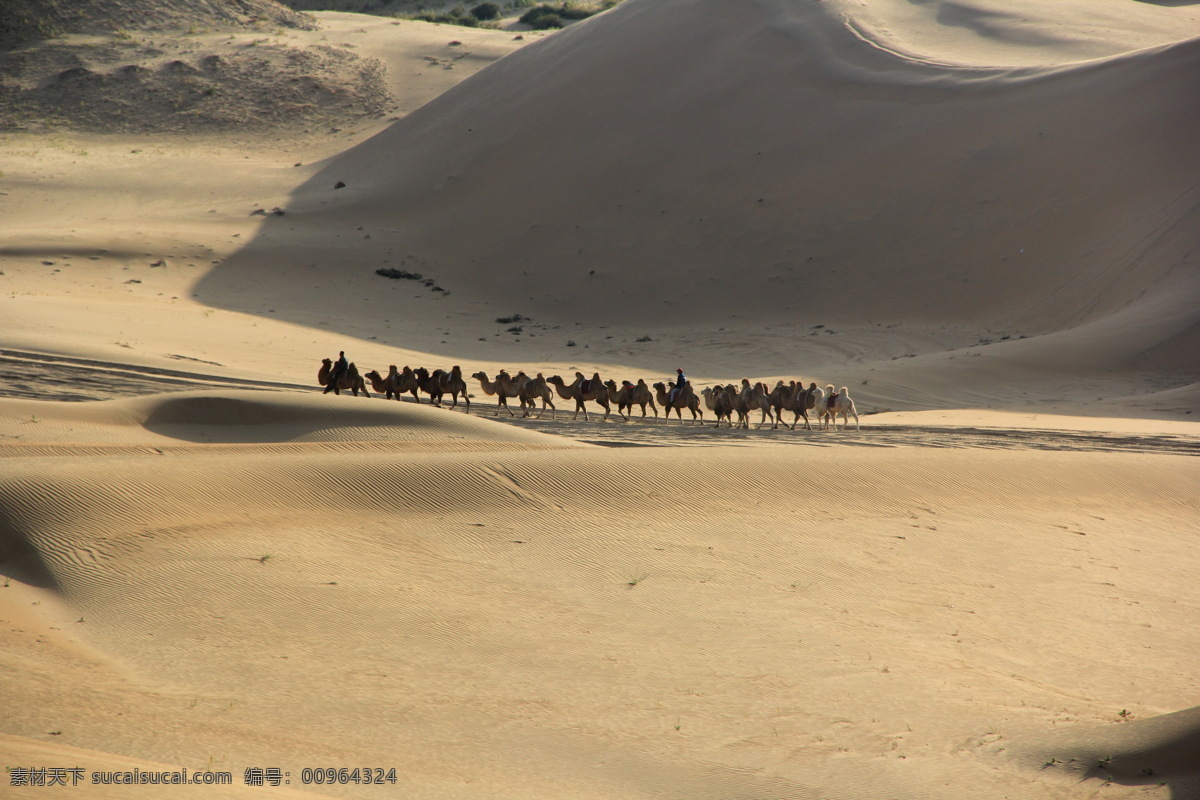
[
  {"left": 669, "top": 368, "right": 686, "bottom": 405},
  {"left": 325, "top": 351, "right": 349, "bottom": 394}
]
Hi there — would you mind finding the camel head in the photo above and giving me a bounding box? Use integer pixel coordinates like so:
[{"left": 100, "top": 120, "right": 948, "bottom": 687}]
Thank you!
[{"left": 322, "top": 358, "right": 332, "bottom": 367}]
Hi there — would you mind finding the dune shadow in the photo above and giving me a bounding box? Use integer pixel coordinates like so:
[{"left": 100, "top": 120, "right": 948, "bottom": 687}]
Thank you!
[
  {"left": 139, "top": 393, "right": 353, "bottom": 442},
  {"left": 1032, "top": 706, "right": 1200, "bottom": 798},
  {"left": 0, "top": 506, "right": 62, "bottom": 590},
  {"left": 932, "top": 1, "right": 1072, "bottom": 47}
]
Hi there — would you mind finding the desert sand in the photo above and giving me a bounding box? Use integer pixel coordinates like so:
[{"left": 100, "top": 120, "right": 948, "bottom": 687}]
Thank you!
[{"left": 1, "top": 0, "right": 1198, "bottom": 798}]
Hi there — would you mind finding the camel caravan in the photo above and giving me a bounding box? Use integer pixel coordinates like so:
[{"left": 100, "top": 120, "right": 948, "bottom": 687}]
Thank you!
[{"left": 318, "top": 356, "right": 860, "bottom": 431}]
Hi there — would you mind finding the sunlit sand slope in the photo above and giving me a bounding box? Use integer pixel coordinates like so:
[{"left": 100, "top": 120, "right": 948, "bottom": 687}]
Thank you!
[{"left": 2, "top": 391, "right": 1197, "bottom": 798}]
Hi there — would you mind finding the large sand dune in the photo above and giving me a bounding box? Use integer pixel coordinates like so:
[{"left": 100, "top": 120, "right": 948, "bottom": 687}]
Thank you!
[
  {"left": 198, "top": 0, "right": 1199, "bottom": 414},
  {"left": 2, "top": 0, "right": 1199, "bottom": 798}
]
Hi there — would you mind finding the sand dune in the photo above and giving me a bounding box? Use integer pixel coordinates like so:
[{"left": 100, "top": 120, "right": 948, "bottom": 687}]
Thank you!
[
  {"left": 199, "top": 0, "right": 1199, "bottom": 414},
  {"left": 2, "top": 0, "right": 1199, "bottom": 798},
  {"left": 3, "top": 391, "right": 1199, "bottom": 798}
]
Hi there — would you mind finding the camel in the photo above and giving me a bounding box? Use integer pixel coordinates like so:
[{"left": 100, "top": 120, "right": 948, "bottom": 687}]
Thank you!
[
  {"left": 701, "top": 384, "right": 737, "bottom": 428},
  {"left": 769, "top": 380, "right": 823, "bottom": 430},
  {"left": 605, "top": 379, "right": 658, "bottom": 421},
  {"left": 825, "top": 386, "right": 860, "bottom": 431},
  {"left": 517, "top": 372, "right": 556, "bottom": 419},
  {"left": 318, "top": 358, "right": 369, "bottom": 397},
  {"left": 471, "top": 370, "right": 520, "bottom": 416},
  {"left": 798, "top": 382, "right": 825, "bottom": 430},
  {"left": 364, "top": 365, "right": 410, "bottom": 400},
  {"left": 736, "top": 379, "right": 775, "bottom": 429},
  {"left": 437, "top": 365, "right": 470, "bottom": 410},
  {"left": 363, "top": 369, "right": 394, "bottom": 399},
  {"left": 389, "top": 365, "right": 423, "bottom": 403},
  {"left": 496, "top": 370, "right": 528, "bottom": 407},
  {"left": 414, "top": 367, "right": 449, "bottom": 405},
  {"left": 813, "top": 384, "right": 836, "bottom": 429},
  {"left": 546, "top": 372, "right": 612, "bottom": 421},
  {"left": 652, "top": 380, "right": 703, "bottom": 424}
]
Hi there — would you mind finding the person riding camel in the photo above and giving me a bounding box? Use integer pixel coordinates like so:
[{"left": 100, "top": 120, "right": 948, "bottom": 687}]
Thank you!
[
  {"left": 669, "top": 368, "right": 687, "bottom": 405},
  {"left": 324, "top": 350, "right": 349, "bottom": 395}
]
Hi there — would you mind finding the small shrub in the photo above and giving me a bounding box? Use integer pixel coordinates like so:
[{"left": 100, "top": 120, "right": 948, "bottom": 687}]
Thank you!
[
  {"left": 471, "top": 2, "right": 501, "bottom": 20},
  {"left": 518, "top": 2, "right": 605, "bottom": 28},
  {"left": 414, "top": 11, "right": 479, "bottom": 26},
  {"left": 519, "top": 6, "right": 561, "bottom": 27}
]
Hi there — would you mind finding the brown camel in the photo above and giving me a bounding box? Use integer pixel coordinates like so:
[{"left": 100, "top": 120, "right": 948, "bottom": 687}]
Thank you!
[
  {"left": 736, "top": 379, "right": 774, "bottom": 429},
  {"left": 517, "top": 372, "right": 556, "bottom": 419},
  {"left": 546, "top": 372, "right": 612, "bottom": 421},
  {"left": 388, "top": 365, "right": 423, "bottom": 403},
  {"left": 701, "top": 384, "right": 737, "bottom": 428},
  {"left": 364, "top": 366, "right": 409, "bottom": 401},
  {"left": 471, "top": 370, "right": 519, "bottom": 416},
  {"left": 437, "top": 365, "right": 470, "bottom": 410},
  {"left": 652, "top": 380, "right": 703, "bottom": 424},
  {"left": 414, "top": 367, "right": 448, "bottom": 405},
  {"left": 769, "top": 380, "right": 823, "bottom": 430},
  {"left": 318, "top": 359, "right": 369, "bottom": 397},
  {"left": 605, "top": 379, "right": 658, "bottom": 421}
]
